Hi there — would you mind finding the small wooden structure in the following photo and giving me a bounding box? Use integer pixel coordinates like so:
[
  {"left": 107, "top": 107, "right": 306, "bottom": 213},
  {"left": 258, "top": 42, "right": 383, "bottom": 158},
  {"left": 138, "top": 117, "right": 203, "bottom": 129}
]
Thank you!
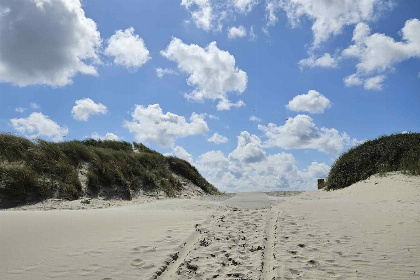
[{"left": 318, "top": 179, "right": 326, "bottom": 189}]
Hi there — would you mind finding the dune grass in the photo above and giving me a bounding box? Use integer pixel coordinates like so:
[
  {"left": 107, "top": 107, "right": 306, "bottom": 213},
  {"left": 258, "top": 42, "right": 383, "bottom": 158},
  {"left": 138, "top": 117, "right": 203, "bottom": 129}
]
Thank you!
[
  {"left": 0, "top": 133, "right": 218, "bottom": 208},
  {"left": 326, "top": 133, "right": 420, "bottom": 190}
]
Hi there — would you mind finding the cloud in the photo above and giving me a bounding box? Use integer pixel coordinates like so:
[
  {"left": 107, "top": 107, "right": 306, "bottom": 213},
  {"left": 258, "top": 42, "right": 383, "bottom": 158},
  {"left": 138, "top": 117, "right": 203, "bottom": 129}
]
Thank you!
[
  {"left": 156, "top": 68, "right": 178, "bottom": 78},
  {"left": 181, "top": 0, "right": 213, "bottom": 31},
  {"left": 30, "top": 103, "right": 41, "bottom": 110},
  {"left": 286, "top": 90, "right": 331, "bottom": 114},
  {"left": 228, "top": 131, "right": 266, "bottom": 163},
  {"left": 344, "top": 73, "right": 363, "bottom": 87},
  {"left": 364, "top": 75, "right": 385, "bottom": 91},
  {"left": 258, "top": 114, "right": 356, "bottom": 154},
  {"left": 265, "top": 0, "right": 280, "bottom": 27},
  {"left": 10, "top": 112, "right": 68, "bottom": 141},
  {"left": 208, "top": 132, "right": 228, "bottom": 144},
  {"left": 249, "top": 26, "right": 257, "bottom": 41},
  {"left": 249, "top": 115, "right": 262, "bottom": 122},
  {"left": 91, "top": 132, "right": 119, "bottom": 141},
  {"left": 0, "top": 0, "right": 101, "bottom": 87},
  {"left": 342, "top": 19, "right": 420, "bottom": 90},
  {"left": 124, "top": 104, "right": 208, "bottom": 147},
  {"left": 161, "top": 38, "right": 247, "bottom": 109},
  {"left": 267, "top": 0, "right": 387, "bottom": 47},
  {"left": 15, "top": 107, "right": 25, "bottom": 113},
  {"left": 208, "top": 114, "right": 220, "bottom": 120},
  {"left": 181, "top": 1, "right": 257, "bottom": 32},
  {"left": 172, "top": 146, "right": 194, "bottom": 163},
  {"left": 299, "top": 53, "right": 338, "bottom": 69},
  {"left": 195, "top": 133, "right": 331, "bottom": 192},
  {"left": 216, "top": 99, "right": 245, "bottom": 111},
  {"left": 104, "top": 27, "right": 150, "bottom": 71},
  {"left": 71, "top": 98, "right": 108, "bottom": 121},
  {"left": 228, "top": 25, "right": 247, "bottom": 39},
  {"left": 233, "top": 0, "right": 259, "bottom": 14}
]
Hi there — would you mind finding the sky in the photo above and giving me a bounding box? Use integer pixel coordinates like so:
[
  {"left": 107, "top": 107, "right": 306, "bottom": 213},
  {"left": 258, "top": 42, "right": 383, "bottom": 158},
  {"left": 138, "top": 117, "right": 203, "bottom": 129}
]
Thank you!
[{"left": 0, "top": 0, "right": 419, "bottom": 192}]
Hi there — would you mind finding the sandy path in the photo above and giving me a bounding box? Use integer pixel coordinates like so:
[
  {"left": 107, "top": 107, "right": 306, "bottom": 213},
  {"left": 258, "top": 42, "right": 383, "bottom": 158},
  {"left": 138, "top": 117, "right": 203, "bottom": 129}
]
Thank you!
[{"left": 153, "top": 193, "right": 276, "bottom": 279}]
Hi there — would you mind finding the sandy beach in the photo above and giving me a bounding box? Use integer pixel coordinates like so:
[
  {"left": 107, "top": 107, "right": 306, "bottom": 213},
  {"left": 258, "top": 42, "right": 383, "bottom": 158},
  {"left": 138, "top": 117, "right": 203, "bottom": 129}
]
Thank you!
[{"left": 1, "top": 173, "right": 419, "bottom": 279}]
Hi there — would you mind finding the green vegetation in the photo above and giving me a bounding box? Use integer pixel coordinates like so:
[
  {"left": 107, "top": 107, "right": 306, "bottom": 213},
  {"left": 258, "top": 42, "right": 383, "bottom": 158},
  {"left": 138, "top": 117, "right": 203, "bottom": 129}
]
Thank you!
[
  {"left": 326, "top": 133, "right": 420, "bottom": 190},
  {"left": 0, "top": 133, "right": 219, "bottom": 208}
]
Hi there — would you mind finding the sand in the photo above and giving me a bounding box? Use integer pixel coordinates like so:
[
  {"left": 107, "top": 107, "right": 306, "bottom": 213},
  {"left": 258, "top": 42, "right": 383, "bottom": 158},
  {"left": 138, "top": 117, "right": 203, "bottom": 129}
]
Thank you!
[{"left": 0, "top": 173, "right": 419, "bottom": 279}]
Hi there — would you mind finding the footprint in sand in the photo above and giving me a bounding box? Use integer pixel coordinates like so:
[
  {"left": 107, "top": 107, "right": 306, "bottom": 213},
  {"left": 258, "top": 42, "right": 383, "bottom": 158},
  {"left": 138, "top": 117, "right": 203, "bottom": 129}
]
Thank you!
[
  {"left": 132, "top": 245, "right": 156, "bottom": 254},
  {"left": 131, "top": 258, "right": 145, "bottom": 269}
]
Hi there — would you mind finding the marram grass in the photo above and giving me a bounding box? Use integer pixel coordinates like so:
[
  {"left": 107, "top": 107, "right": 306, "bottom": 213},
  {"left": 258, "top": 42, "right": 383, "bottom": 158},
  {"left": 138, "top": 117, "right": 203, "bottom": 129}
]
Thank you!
[
  {"left": 0, "top": 133, "right": 219, "bottom": 208},
  {"left": 326, "top": 133, "right": 420, "bottom": 190}
]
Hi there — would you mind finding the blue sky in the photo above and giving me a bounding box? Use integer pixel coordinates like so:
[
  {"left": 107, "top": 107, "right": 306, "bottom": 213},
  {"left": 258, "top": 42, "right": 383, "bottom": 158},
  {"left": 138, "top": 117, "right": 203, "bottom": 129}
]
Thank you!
[{"left": 0, "top": 0, "right": 419, "bottom": 192}]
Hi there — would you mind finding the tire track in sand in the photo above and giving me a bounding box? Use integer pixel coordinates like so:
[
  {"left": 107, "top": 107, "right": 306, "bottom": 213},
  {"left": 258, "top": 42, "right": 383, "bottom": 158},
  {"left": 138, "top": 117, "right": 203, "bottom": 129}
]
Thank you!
[
  {"left": 153, "top": 208, "right": 269, "bottom": 279},
  {"left": 262, "top": 207, "right": 278, "bottom": 280},
  {"left": 151, "top": 213, "right": 220, "bottom": 280},
  {"left": 153, "top": 193, "right": 276, "bottom": 280}
]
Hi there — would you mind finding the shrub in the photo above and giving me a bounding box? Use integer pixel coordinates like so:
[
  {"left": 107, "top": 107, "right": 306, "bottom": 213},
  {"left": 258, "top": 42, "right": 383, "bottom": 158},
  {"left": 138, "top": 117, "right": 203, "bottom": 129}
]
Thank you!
[{"left": 326, "top": 133, "right": 420, "bottom": 190}]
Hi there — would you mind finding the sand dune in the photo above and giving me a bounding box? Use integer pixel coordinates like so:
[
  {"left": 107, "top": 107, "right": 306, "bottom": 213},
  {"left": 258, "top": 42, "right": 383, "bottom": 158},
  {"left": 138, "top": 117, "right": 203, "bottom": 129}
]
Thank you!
[{"left": 1, "top": 173, "right": 419, "bottom": 279}]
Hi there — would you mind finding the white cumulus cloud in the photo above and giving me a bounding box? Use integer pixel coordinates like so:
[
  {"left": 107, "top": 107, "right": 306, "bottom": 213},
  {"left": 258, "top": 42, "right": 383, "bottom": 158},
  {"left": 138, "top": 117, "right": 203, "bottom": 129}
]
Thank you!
[
  {"left": 299, "top": 53, "right": 338, "bottom": 69},
  {"left": 228, "top": 131, "right": 266, "bottom": 163},
  {"left": 104, "top": 27, "right": 150, "bottom": 71},
  {"left": 233, "top": 0, "right": 259, "bottom": 14},
  {"left": 0, "top": 0, "right": 101, "bottom": 87},
  {"left": 171, "top": 146, "right": 194, "bottom": 163},
  {"left": 208, "top": 132, "right": 228, "bottom": 144},
  {"left": 228, "top": 25, "right": 247, "bottom": 39},
  {"left": 342, "top": 19, "right": 420, "bottom": 90},
  {"left": 286, "top": 90, "right": 331, "bottom": 114},
  {"left": 124, "top": 104, "right": 208, "bottom": 148},
  {"left": 364, "top": 75, "right": 386, "bottom": 91},
  {"left": 91, "top": 132, "right": 119, "bottom": 141},
  {"left": 344, "top": 73, "right": 363, "bottom": 87},
  {"left": 249, "top": 115, "right": 262, "bottom": 122},
  {"left": 10, "top": 112, "right": 68, "bottom": 142},
  {"left": 71, "top": 98, "right": 108, "bottom": 121},
  {"left": 258, "top": 115, "right": 356, "bottom": 154},
  {"left": 161, "top": 38, "right": 247, "bottom": 109},
  {"left": 15, "top": 107, "right": 25, "bottom": 113},
  {"left": 266, "top": 0, "right": 387, "bottom": 47},
  {"left": 196, "top": 133, "right": 331, "bottom": 192},
  {"left": 156, "top": 68, "right": 178, "bottom": 78},
  {"left": 181, "top": 0, "right": 213, "bottom": 31},
  {"left": 216, "top": 99, "right": 246, "bottom": 111},
  {"left": 30, "top": 103, "right": 41, "bottom": 110}
]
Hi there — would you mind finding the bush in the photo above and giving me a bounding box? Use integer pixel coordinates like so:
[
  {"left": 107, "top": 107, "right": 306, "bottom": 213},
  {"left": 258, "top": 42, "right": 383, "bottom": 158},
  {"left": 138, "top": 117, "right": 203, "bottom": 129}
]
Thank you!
[{"left": 326, "top": 133, "right": 420, "bottom": 190}]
